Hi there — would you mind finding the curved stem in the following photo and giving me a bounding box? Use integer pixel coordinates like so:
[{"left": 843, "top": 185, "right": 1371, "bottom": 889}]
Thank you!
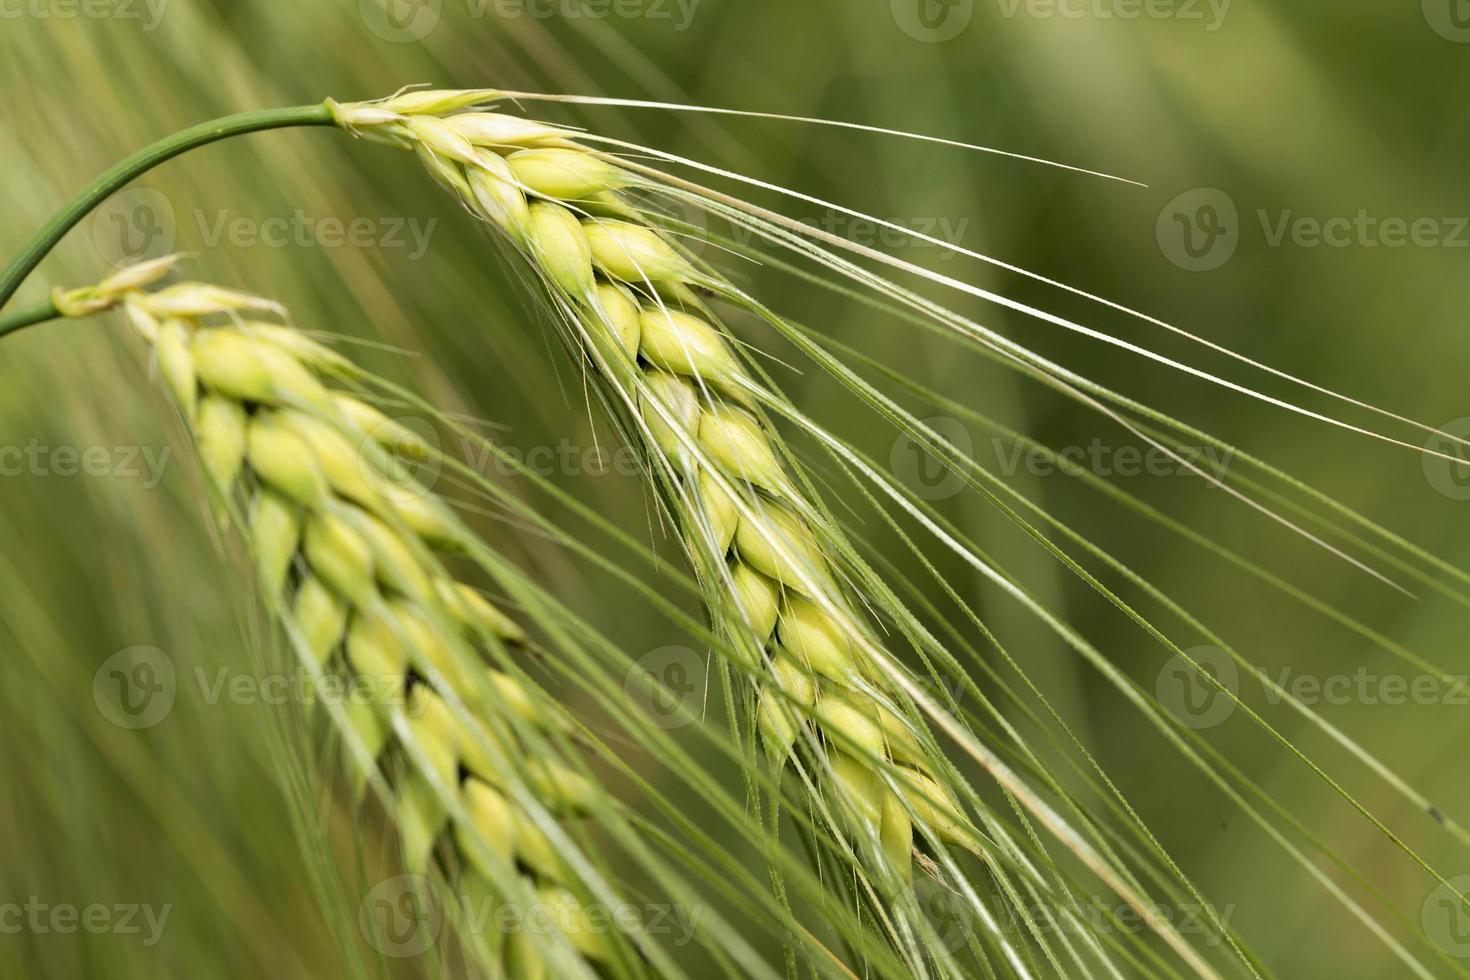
[
  {"left": 0, "top": 103, "right": 335, "bottom": 311},
  {"left": 0, "top": 298, "right": 60, "bottom": 339}
]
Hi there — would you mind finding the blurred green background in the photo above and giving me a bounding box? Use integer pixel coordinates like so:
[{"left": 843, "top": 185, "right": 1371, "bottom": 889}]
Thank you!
[{"left": 3, "top": 1, "right": 1469, "bottom": 976}]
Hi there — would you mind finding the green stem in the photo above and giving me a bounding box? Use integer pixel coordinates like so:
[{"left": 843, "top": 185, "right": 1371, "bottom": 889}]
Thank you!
[
  {"left": 0, "top": 298, "right": 60, "bottom": 339},
  {"left": 0, "top": 103, "right": 335, "bottom": 313}
]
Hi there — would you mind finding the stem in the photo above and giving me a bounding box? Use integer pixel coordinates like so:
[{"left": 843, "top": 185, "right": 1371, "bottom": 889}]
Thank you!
[
  {"left": 0, "top": 103, "right": 335, "bottom": 311},
  {"left": 0, "top": 298, "right": 60, "bottom": 339}
]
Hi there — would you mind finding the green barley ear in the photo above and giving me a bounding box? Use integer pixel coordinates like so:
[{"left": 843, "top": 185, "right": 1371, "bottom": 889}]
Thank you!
[
  {"left": 331, "top": 92, "right": 987, "bottom": 922},
  {"left": 49, "top": 259, "right": 636, "bottom": 978}
]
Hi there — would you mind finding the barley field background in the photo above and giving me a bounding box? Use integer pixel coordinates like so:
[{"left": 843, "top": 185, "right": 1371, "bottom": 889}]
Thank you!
[{"left": 2, "top": 2, "right": 1469, "bottom": 977}]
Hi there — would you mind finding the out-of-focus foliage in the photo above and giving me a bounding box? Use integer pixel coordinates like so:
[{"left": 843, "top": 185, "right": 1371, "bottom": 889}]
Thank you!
[{"left": 2, "top": 2, "right": 1468, "bottom": 977}]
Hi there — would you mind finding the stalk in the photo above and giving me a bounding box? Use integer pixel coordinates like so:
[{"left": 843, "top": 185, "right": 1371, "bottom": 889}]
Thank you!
[
  {"left": 0, "top": 104, "right": 333, "bottom": 312},
  {"left": 0, "top": 297, "right": 59, "bottom": 339}
]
